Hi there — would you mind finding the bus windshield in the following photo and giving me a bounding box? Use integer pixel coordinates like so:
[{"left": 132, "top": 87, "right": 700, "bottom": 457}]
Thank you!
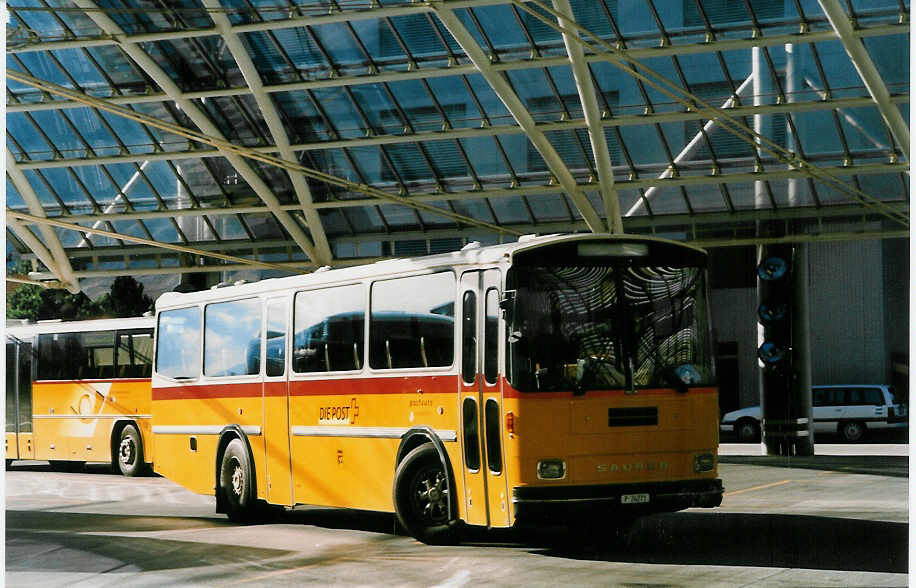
[{"left": 506, "top": 263, "right": 713, "bottom": 393}]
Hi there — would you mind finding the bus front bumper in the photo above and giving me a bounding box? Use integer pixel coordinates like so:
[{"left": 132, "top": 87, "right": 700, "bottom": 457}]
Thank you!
[{"left": 512, "top": 478, "right": 723, "bottom": 522}]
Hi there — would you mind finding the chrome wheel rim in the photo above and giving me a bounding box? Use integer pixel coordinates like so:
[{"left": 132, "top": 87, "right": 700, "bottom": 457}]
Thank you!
[
  {"left": 414, "top": 467, "right": 448, "bottom": 524},
  {"left": 119, "top": 437, "right": 135, "bottom": 466},
  {"left": 230, "top": 458, "right": 244, "bottom": 497}
]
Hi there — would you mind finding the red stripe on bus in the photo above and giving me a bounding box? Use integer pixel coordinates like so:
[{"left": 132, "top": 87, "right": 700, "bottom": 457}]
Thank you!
[
  {"left": 501, "top": 386, "right": 718, "bottom": 399},
  {"left": 153, "top": 378, "right": 716, "bottom": 401},
  {"left": 36, "top": 378, "right": 151, "bottom": 384},
  {"left": 152, "top": 376, "right": 461, "bottom": 401}
]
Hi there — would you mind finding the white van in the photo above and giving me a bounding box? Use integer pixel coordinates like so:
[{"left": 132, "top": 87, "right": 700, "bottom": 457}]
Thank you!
[{"left": 720, "top": 385, "right": 907, "bottom": 442}]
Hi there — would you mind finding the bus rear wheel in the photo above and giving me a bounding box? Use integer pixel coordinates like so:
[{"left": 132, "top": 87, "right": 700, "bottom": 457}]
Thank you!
[
  {"left": 219, "top": 438, "right": 257, "bottom": 523},
  {"left": 393, "top": 444, "right": 457, "bottom": 545},
  {"left": 117, "top": 424, "right": 145, "bottom": 477}
]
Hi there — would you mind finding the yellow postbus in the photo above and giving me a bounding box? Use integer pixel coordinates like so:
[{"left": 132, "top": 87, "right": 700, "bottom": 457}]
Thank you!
[
  {"left": 151, "top": 233, "right": 722, "bottom": 543},
  {"left": 6, "top": 317, "right": 155, "bottom": 476}
]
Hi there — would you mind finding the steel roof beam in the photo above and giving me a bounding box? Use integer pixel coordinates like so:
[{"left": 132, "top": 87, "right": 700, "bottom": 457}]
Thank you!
[
  {"left": 16, "top": 93, "right": 908, "bottom": 170},
  {"left": 553, "top": 0, "right": 621, "bottom": 233},
  {"left": 434, "top": 7, "right": 605, "bottom": 232},
  {"left": 9, "top": 6, "right": 903, "bottom": 56},
  {"left": 25, "top": 225, "right": 907, "bottom": 279},
  {"left": 203, "top": 0, "right": 332, "bottom": 264},
  {"left": 626, "top": 76, "right": 754, "bottom": 217},
  {"left": 69, "top": 0, "right": 325, "bottom": 265},
  {"left": 816, "top": 0, "right": 909, "bottom": 161},
  {"left": 6, "top": 149, "right": 80, "bottom": 292},
  {"left": 11, "top": 23, "right": 907, "bottom": 114},
  {"left": 19, "top": 162, "right": 905, "bottom": 225}
]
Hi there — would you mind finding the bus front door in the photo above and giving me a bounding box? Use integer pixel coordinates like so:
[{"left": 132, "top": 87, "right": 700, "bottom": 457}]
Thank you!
[
  {"left": 459, "top": 269, "right": 510, "bottom": 528},
  {"left": 6, "top": 340, "right": 34, "bottom": 462},
  {"left": 263, "top": 298, "right": 293, "bottom": 506}
]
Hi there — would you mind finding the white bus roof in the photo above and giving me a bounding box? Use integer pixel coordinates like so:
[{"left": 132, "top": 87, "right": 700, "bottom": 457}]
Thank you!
[
  {"left": 5, "top": 316, "right": 155, "bottom": 339},
  {"left": 156, "top": 233, "right": 705, "bottom": 311}
]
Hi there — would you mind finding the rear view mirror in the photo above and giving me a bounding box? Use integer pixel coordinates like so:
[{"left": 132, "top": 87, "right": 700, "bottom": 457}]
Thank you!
[{"left": 499, "top": 290, "right": 516, "bottom": 322}]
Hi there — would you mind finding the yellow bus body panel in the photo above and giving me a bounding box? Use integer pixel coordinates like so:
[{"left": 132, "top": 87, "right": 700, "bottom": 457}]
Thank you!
[{"left": 30, "top": 380, "right": 152, "bottom": 464}]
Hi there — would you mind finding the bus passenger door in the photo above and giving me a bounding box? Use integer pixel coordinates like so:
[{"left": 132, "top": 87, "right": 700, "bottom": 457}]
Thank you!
[
  {"left": 459, "top": 269, "right": 509, "bottom": 528},
  {"left": 480, "top": 272, "right": 510, "bottom": 527},
  {"left": 6, "top": 340, "right": 34, "bottom": 461},
  {"left": 6, "top": 342, "right": 19, "bottom": 461},
  {"left": 459, "top": 273, "right": 488, "bottom": 526},
  {"left": 263, "top": 298, "right": 293, "bottom": 506}
]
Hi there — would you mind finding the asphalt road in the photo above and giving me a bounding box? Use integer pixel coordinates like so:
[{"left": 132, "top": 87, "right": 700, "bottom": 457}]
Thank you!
[{"left": 5, "top": 450, "right": 908, "bottom": 587}]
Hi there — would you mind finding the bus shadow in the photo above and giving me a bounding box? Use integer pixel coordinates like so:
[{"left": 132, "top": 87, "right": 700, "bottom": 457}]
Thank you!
[
  {"left": 502, "top": 511, "right": 907, "bottom": 573},
  {"left": 7, "top": 461, "right": 154, "bottom": 477}
]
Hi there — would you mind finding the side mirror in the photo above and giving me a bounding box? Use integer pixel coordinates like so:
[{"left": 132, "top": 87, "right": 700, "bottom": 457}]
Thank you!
[
  {"left": 671, "top": 364, "right": 701, "bottom": 394},
  {"left": 499, "top": 290, "right": 517, "bottom": 323}
]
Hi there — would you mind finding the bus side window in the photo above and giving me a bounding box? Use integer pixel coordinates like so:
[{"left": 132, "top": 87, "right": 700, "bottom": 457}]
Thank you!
[
  {"left": 38, "top": 333, "right": 72, "bottom": 380},
  {"left": 117, "top": 332, "right": 153, "bottom": 378},
  {"left": 76, "top": 332, "right": 116, "bottom": 380},
  {"left": 293, "top": 284, "right": 365, "bottom": 374},
  {"left": 204, "top": 299, "right": 262, "bottom": 377},
  {"left": 370, "top": 273, "right": 455, "bottom": 370},
  {"left": 266, "top": 300, "right": 288, "bottom": 377},
  {"left": 484, "top": 289, "right": 499, "bottom": 385},
  {"left": 157, "top": 307, "right": 202, "bottom": 380}
]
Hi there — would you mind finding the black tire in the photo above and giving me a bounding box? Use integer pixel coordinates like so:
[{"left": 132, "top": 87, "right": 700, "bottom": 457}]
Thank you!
[
  {"left": 117, "top": 424, "right": 146, "bottom": 476},
  {"left": 735, "top": 418, "right": 761, "bottom": 443},
  {"left": 6, "top": 459, "right": 12, "bottom": 470},
  {"left": 219, "top": 438, "right": 256, "bottom": 523},
  {"left": 840, "top": 421, "right": 866, "bottom": 443},
  {"left": 393, "top": 444, "right": 457, "bottom": 545}
]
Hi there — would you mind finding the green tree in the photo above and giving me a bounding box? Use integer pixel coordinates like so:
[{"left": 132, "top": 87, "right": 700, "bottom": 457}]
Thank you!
[
  {"left": 6, "top": 275, "right": 152, "bottom": 321},
  {"left": 6, "top": 284, "right": 43, "bottom": 320},
  {"left": 6, "top": 286, "right": 102, "bottom": 321},
  {"left": 98, "top": 276, "right": 153, "bottom": 317}
]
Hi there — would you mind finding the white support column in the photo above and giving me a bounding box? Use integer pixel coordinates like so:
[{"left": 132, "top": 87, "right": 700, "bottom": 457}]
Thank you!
[
  {"left": 6, "top": 149, "right": 80, "bottom": 292},
  {"left": 204, "top": 0, "right": 332, "bottom": 264},
  {"left": 817, "top": 0, "right": 909, "bottom": 160},
  {"left": 434, "top": 7, "right": 606, "bottom": 233},
  {"left": 626, "top": 75, "right": 753, "bottom": 217},
  {"left": 553, "top": 0, "right": 621, "bottom": 233},
  {"left": 752, "top": 47, "right": 772, "bottom": 210},
  {"left": 71, "top": 0, "right": 325, "bottom": 266}
]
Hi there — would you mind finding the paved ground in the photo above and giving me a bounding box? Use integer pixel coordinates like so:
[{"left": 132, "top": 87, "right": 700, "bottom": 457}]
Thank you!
[{"left": 4, "top": 448, "right": 908, "bottom": 587}]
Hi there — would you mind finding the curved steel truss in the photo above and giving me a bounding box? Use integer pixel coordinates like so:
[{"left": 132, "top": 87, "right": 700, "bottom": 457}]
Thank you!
[{"left": 5, "top": 0, "right": 910, "bottom": 291}]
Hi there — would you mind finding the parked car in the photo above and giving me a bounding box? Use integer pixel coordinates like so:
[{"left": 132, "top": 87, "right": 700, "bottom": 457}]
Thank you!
[{"left": 721, "top": 385, "right": 907, "bottom": 443}]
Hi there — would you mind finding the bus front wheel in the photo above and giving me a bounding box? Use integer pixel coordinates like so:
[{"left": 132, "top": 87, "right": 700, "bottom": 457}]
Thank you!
[
  {"left": 219, "top": 438, "right": 256, "bottom": 523},
  {"left": 117, "top": 424, "right": 145, "bottom": 476},
  {"left": 393, "top": 444, "right": 457, "bottom": 545}
]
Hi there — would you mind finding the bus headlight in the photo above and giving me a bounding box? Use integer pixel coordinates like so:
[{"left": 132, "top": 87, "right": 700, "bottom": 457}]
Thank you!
[
  {"left": 537, "top": 459, "right": 566, "bottom": 480},
  {"left": 694, "top": 453, "right": 715, "bottom": 473}
]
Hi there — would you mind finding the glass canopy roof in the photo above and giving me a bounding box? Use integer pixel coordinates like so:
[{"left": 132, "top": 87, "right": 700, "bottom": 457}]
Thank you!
[{"left": 5, "top": 0, "right": 910, "bottom": 292}]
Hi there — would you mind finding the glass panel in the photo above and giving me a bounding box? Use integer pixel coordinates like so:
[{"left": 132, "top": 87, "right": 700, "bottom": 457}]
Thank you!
[
  {"left": 294, "top": 284, "right": 365, "bottom": 373},
  {"left": 18, "top": 343, "right": 32, "bottom": 433},
  {"left": 462, "top": 397, "right": 481, "bottom": 471},
  {"left": 462, "top": 290, "right": 477, "bottom": 384},
  {"left": 37, "top": 332, "right": 115, "bottom": 380},
  {"left": 370, "top": 272, "right": 455, "bottom": 369},
  {"left": 6, "top": 343, "right": 17, "bottom": 433},
  {"left": 156, "top": 307, "right": 201, "bottom": 379},
  {"left": 485, "top": 399, "right": 502, "bottom": 474},
  {"left": 506, "top": 260, "right": 712, "bottom": 392},
  {"left": 205, "top": 299, "right": 262, "bottom": 377},
  {"left": 485, "top": 289, "right": 499, "bottom": 385},
  {"left": 266, "top": 300, "right": 288, "bottom": 377},
  {"left": 116, "top": 332, "right": 153, "bottom": 378}
]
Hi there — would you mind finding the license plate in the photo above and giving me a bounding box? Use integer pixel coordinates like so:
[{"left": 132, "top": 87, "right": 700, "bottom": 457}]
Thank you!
[{"left": 621, "top": 493, "right": 650, "bottom": 504}]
